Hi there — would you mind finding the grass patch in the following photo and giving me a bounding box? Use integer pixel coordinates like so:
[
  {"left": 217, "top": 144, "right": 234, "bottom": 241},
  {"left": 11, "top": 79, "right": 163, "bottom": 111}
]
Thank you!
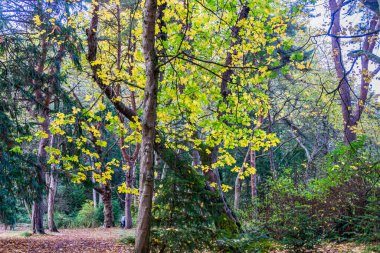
[
  {"left": 119, "top": 235, "right": 135, "bottom": 245},
  {"left": 364, "top": 244, "right": 380, "bottom": 253},
  {"left": 19, "top": 231, "right": 32, "bottom": 237}
]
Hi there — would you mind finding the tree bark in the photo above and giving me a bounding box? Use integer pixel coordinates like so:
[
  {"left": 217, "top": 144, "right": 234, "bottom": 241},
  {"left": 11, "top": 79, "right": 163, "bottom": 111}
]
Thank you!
[
  {"left": 329, "top": 0, "right": 380, "bottom": 144},
  {"left": 33, "top": 110, "right": 50, "bottom": 234},
  {"left": 125, "top": 160, "right": 135, "bottom": 229},
  {"left": 250, "top": 150, "right": 257, "bottom": 202},
  {"left": 32, "top": 26, "right": 48, "bottom": 234},
  {"left": 32, "top": 198, "right": 44, "bottom": 234},
  {"left": 135, "top": 0, "right": 159, "bottom": 251},
  {"left": 204, "top": 4, "right": 250, "bottom": 229},
  {"left": 234, "top": 147, "right": 250, "bottom": 210},
  {"left": 92, "top": 175, "right": 97, "bottom": 208},
  {"left": 46, "top": 135, "right": 59, "bottom": 232},
  {"left": 102, "top": 183, "right": 114, "bottom": 228},
  {"left": 47, "top": 165, "right": 58, "bottom": 232}
]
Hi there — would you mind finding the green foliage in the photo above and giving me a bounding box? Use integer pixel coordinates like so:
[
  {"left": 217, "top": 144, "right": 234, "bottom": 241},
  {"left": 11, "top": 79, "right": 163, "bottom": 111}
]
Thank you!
[
  {"left": 364, "top": 244, "right": 380, "bottom": 253},
  {"left": 338, "top": 196, "right": 380, "bottom": 242},
  {"left": 74, "top": 201, "right": 101, "bottom": 228},
  {"left": 119, "top": 235, "right": 135, "bottom": 245},
  {"left": 290, "top": 52, "right": 304, "bottom": 61},
  {"left": 215, "top": 213, "right": 240, "bottom": 237},
  {"left": 151, "top": 167, "right": 221, "bottom": 252},
  {"left": 19, "top": 231, "right": 32, "bottom": 237},
  {"left": 0, "top": 190, "right": 17, "bottom": 227},
  {"left": 55, "top": 184, "right": 88, "bottom": 214},
  {"left": 217, "top": 231, "right": 276, "bottom": 253},
  {"left": 262, "top": 138, "right": 380, "bottom": 249},
  {"left": 279, "top": 205, "right": 323, "bottom": 252},
  {"left": 54, "top": 212, "right": 75, "bottom": 229}
]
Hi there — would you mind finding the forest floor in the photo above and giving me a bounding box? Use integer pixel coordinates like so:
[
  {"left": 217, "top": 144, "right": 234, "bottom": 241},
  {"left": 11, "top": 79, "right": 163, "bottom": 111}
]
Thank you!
[
  {"left": 0, "top": 227, "right": 133, "bottom": 253},
  {"left": 273, "top": 242, "right": 379, "bottom": 253},
  {"left": 0, "top": 226, "right": 378, "bottom": 252}
]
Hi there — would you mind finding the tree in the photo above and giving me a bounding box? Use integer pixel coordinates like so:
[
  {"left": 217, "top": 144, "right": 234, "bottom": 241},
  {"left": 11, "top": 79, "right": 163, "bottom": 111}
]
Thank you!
[
  {"left": 328, "top": 0, "right": 380, "bottom": 144},
  {"left": 135, "top": 0, "right": 158, "bottom": 251}
]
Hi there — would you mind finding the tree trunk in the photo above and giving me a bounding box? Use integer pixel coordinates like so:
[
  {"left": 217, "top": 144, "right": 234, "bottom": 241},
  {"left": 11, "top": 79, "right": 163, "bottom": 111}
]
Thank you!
[
  {"left": 234, "top": 147, "right": 250, "bottom": 210},
  {"left": 204, "top": 4, "right": 250, "bottom": 228},
  {"left": 267, "top": 113, "right": 277, "bottom": 179},
  {"left": 92, "top": 174, "right": 97, "bottom": 208},
  {"left": 102, "top": 183, "right": 114, "bottom": 228},
  {"left": 329, "top": 0, "right": 379, "bottom": 144},
  {"left": 33, "top": 111, "right": 50, "bottom": 234},
  {"left": 135, "top": 0, "right": 159, "bottom": 251},
  {"left": 125, "top": 160, "right": 135, "bottom": 229},
  {"left": 47, "top": 166, "right": 58, "bottom": 232},
  {"left": 99, "top": 194, "right": 103, "bottom": 206},
  {"left": 234, "top": 176, "right": 243, "bottom": 210},
  {"left": 207, "top": 147, "right": 241, "bottom": 229},
  {"left": 47, "top": 135, "right": 59, "bottom": 232},
  {"left": 250, "top": 150, "right": 257, "bottom": 202},
  {"left": 32, "top": 197, "right": 44, "bottom": 234},
  {"left": 103, "top": 185, "right": 113, "bottom": 228}
]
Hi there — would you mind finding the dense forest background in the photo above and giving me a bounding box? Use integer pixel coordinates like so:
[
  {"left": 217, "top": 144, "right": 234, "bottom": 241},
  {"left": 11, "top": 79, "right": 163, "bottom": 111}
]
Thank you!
[{"left": 0, "top": 0, "right": 379, "bottom": 252}]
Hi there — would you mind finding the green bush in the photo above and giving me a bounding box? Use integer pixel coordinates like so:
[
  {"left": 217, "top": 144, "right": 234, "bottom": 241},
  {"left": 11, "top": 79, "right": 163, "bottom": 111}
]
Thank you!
[
  {"left": 261, "top": 137, "right": 379, "bottom": 250},
  {"left": 55, "top": 184, "right": 88, "bottom": 214},
  {"left": 74, "top": 200, "right": 101, "bottom": 228},
  {"left": 338, "top": 196, "right": 380, "bottom": 242},
  {"left": 151, "top": 168, "right": 221, "bottom": 252},
  {"left": 0, "top": 190, "right": 17, "bottom": 227},
  {"left": 279, "top": 205, "right": 323, "bottom": 252},
  {"left": 19, "top": 231, "right": 32, "bottom": 237},
  {"left": 119, "top": 235, "right": 135, "bottom": 245},
  {"left": 54, "top": 212, "right": 75, "bottom": 229},
  {"left": 217, "top": 231, "right": 276, "bottom": 253},
  {"left": 16, "top": 211, "right": 30, "bottom": 224}
]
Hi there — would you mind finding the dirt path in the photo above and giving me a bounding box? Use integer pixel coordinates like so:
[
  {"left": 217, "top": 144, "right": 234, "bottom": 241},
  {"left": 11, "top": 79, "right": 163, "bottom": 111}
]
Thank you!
[{"left": 0, "top": 228, "right": 133, "bottom": 253}]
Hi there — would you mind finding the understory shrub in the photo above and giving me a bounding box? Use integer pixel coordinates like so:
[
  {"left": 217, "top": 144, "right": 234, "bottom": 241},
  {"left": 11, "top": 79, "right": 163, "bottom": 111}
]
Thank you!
[
  {"left": 151, "top": 167, "right": 222, "bottom": 252},
  {"left": 279, "top": 205, "right": 323, "bottom": 252},
  {"left": 217, "top": 231, "right": 276, "bottom": 253},
  {"left": 74, "top": 200, "right": 101, "bottom": 228},
  {"left": 119, "top": 235, "right": 135, "bottom": 245},
  {"left": 54, "top": 212, "right": 75, "bottom": 229},
  {"left": 337, "top": 196, "right": 380, "bottom": 242},
  {"left": 262, "top": 137, "right": 379, "bottom": 250},
  {"left": 73, "top": 199, "right": 122, "bottom": 228}
]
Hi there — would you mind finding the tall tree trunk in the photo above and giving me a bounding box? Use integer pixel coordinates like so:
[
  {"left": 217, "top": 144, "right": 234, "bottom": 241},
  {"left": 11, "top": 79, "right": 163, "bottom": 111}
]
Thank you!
[
  {"left": 234, "top": 147, "right": 250, "bottom": 210},
  {"left": 267, "top": 113, "right": 277, "bottom": 179},
  {"left": 33, "top": 110, "right": 50, "bottom": 234},
  {"left": 33, "top": 147, "right": 46, "bottom": 234},
  {"left": 234, "top": 177, "right": 243, "bottom": 210},
  {"left": 47, "top": 135, "right": 59, "bottom": 232},
  {"left": 32, "top": 197, "right": 44, "bottom": 234},
  {"left": 125, "top": 160, "right": 135, "bottom": 229},
  {"left": 204, "top": 3, "right": 250, "bottom": 228},
  {"left": 32, "top": 24, "right": 48, "bottom": 234},
  {"left": 102, "top": 183, "right": 114, "bottom": 228},
  {"left": 329, "top": 0, "right": 355, "bottom": 144},
  {"left": 250, "top": 150, "right": 257, "bottom": 202},
  {"left": 329, "top": 0, "right": 380, "bottom": 144},
  {"left": 135, "top": 0, "right": 159, "bottom": 251},
  {"left": 205, "top": 147, "right": 241, "bottom": 229},
  {"left": 47, "top": 165, "right": 58, "bottom": 232},
  {"left": 92, "top": 174, "right": 97, "bottom": 208},
  {"left": 89, "top": 157, "right": 98, "bottom": 208}
]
